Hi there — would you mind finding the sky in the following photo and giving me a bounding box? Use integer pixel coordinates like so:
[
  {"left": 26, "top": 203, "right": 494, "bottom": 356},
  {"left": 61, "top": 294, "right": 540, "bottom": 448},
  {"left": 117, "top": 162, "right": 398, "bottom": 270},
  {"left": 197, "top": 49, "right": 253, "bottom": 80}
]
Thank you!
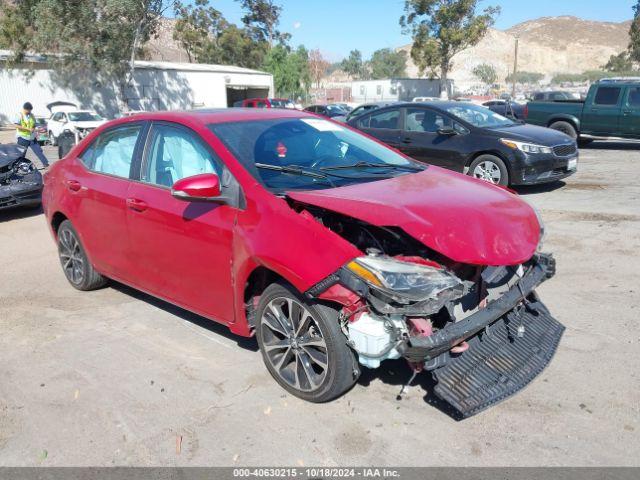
[{"left": 202, "top": 0, "right": 637, "bottom": 61}]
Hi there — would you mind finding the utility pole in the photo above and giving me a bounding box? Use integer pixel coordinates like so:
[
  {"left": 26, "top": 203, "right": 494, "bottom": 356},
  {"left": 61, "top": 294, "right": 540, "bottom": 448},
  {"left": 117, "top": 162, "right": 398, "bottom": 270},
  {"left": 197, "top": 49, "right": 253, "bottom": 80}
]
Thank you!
[{"left": 511, "top": 36, "right": 519, "bottom": 99}]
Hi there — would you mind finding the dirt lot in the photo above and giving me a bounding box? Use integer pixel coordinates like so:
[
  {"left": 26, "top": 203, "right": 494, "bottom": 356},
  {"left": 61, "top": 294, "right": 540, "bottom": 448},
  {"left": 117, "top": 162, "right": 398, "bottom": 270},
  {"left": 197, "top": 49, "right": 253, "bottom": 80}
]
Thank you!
[{"left": 0, "top": 131, "right": 639, "bottom": 466}]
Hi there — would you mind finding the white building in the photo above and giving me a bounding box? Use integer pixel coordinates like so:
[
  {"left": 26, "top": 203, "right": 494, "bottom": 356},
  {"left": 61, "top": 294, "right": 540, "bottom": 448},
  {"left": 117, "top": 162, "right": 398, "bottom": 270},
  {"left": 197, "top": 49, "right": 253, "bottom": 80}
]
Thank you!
[
  {"left": 350, "top": 78, "right": 452, "bottom": 104},
  {"left": 0, "top": 51, "right": 274, "bottom": 123}
]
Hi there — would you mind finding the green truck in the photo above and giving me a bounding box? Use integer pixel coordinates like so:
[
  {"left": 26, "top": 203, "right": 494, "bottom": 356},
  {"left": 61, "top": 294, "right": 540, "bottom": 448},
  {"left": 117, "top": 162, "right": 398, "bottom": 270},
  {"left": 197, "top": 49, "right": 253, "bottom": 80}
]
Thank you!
[{"left": 526, "top": 78, "right": 640, "bottom": 145}]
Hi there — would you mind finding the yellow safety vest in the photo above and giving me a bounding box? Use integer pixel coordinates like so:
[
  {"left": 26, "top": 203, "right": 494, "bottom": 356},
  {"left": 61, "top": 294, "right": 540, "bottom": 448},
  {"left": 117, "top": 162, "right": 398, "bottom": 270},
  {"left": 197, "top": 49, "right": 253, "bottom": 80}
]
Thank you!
[{"left": 17, "top": 113, "right": 36, "bottom": 140}]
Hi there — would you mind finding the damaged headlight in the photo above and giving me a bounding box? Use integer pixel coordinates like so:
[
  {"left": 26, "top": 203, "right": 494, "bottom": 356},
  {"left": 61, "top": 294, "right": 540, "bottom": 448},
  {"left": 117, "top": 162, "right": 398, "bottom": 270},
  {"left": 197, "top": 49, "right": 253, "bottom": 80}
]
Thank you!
[{"left": 346, "top": 255, "right": 464, "bottom": 303}]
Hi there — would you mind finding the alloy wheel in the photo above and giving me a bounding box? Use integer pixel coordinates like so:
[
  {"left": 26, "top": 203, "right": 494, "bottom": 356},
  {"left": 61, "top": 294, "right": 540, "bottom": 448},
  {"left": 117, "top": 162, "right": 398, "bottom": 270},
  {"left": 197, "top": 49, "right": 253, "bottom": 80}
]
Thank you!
[
  {"left": 473, "top": 161, "right": 502, "bottom": 184},
  {"left": 58, "top": 228, "right": 85, "bottom": 285},
  {"left": 260, "top": 297, "right": 329, "bottom": 392}
]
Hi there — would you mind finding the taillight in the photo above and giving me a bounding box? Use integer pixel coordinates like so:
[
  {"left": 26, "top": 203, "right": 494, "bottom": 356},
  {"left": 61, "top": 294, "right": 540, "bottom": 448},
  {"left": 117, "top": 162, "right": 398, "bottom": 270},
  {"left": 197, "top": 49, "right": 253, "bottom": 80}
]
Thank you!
[{"left": 523, "top": 104, "right": 529, "bottom": 119}]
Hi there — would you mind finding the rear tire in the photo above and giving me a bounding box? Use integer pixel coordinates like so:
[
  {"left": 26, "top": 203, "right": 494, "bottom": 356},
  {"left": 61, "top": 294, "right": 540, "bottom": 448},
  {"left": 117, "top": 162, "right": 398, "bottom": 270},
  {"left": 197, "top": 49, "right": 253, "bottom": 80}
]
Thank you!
[
  {"left": 57, "top": 220, "right": 108, "bottom": 291},
  {"left": 255, "top": 282, "right": 359, "bottom": 402},
  {"left": 468, "top": 154, "right": 509, "bottom": 186},
  {"left": 549, "top": 121, "right": 578, "bottom": 140}
]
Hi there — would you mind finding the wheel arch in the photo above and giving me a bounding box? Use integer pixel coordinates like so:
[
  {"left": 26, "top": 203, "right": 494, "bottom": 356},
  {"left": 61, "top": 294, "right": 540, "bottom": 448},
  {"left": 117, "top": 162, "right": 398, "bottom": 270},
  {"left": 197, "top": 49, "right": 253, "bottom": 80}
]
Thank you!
[
  {"left": 50, "top": 211, "right": 69, "bottom": 237},
  {"left": 547, "top": 115, "right": 581, "bottom": 133}
]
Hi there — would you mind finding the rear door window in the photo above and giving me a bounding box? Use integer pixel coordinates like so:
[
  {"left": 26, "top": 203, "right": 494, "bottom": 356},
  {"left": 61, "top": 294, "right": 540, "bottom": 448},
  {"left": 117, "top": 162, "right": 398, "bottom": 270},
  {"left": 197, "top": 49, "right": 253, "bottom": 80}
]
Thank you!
[
  {"left": 80, "top": 124, "right": 142, "bottom": 178},
  {"left": 594, "top": 87, "right": 622, "bottom": 106},
  {"left": 359, "top": 109, "right": 400, "bottom": 130}
]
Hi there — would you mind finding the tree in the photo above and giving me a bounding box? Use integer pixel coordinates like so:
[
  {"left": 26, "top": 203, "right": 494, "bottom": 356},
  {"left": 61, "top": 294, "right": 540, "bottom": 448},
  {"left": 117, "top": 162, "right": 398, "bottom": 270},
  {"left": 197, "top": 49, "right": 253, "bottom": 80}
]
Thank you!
[
  {"left": 602, "top": 52, "right": 633, "bottom": 72},
  {"left": 340, "top": 49, "right": 365, "bottom": 79},
  {"left": 5, "top": 0, "right": 172, "bottom": 110},
  {"left": 308, "top": 49, "right": 329, "bottom": 88},
  {"left": 473, "top": 63, "right": 498, "bottom": 86},
  {"left": 505, "top": 71, "right": 544, "bottom": 84},
  {"left": 173, "top": 0, "right": 227, "bottom": 63},
  {"left": 218, "top": 24, "right": 268, "bottom": 69},
  {"left": 236, "top": 0, "right": 289, "bottom": 46},
  {"left": 400, "top": 0, "right": 500, "bottom": 98},
  {"left": 263, "top": 44, "right": 310, "bottom": 99},
  {"left": 369, "top": 48, "right": 407, "bottom": 79},
  {"left": 629, "top": 1, "right": 640, "bottom": 62},
  {"left": 173, "top": 0, "right": 268, "bottom": 69}
]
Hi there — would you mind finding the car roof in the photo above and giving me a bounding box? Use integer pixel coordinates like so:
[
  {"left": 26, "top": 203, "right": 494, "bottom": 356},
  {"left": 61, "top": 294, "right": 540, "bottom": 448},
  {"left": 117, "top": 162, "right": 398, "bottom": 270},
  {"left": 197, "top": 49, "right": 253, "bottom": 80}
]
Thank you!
[{"left": 100, "top": 108, "right": 314, "bottom": 127}]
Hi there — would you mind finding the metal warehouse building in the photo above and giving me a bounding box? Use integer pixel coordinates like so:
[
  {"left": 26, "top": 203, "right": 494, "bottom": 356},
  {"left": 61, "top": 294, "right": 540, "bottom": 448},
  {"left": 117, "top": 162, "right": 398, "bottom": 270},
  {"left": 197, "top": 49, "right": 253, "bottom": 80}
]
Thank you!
[{"left": 0, "top": 51, "right": 274, "bottom": 123}]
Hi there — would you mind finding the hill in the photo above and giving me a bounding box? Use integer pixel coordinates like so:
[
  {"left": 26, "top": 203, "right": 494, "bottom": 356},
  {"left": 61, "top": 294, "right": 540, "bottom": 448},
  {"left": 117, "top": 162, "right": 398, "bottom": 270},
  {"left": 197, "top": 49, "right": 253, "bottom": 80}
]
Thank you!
[{"left": 400, "top": 16, "right": 632, "bottom": 90}]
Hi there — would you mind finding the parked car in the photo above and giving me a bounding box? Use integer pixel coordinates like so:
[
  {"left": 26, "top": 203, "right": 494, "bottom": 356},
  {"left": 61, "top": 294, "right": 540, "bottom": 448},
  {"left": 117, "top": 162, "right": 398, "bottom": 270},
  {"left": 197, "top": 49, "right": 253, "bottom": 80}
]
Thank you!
[
  {"left": 234, "top": 98, "right": 295, "bottom": 109},
  {"left": 332, "top": 101, "right": 400, "bottom": 123},
  {"left": 46, "top": 102, "right": 106, "bottom": 146},
  {"left": 43, "top": 109, "right": 564, "bottom": 417},
  {"left": 303, "top": 104, "right": 347, "bottom": 118},
  {"left": 527, "top": 78, "right": 640, "bottom": 145},
  {"left": 347, "top": 101, "right": 578, "bottom": 186},
  {"left": 0, "top": 143, "right": 43, "bottom": 210},
  {"left": 34, "top": 117, "right": 49, "bottom": 145},
  {"left": 482, "top": 100, "right": 528, "bottom": 120},
  {"left": 530, "top": 91, "right": 580, "bottom": 102}
]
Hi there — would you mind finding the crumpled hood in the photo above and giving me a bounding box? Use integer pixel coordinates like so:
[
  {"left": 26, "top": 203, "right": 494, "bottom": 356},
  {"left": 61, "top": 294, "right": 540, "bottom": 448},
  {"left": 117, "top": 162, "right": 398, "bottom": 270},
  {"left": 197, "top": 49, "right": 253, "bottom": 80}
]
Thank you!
[{"left": 287, "top": 167, "right": 541, "bottom": 266}]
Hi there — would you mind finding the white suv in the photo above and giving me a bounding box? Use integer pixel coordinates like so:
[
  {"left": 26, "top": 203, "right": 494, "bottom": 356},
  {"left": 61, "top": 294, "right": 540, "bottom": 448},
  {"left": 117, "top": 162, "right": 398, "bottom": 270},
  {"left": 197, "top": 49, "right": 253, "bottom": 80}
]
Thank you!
[{"left": 47, "top": 102, "right": 106, "bottom": 146}]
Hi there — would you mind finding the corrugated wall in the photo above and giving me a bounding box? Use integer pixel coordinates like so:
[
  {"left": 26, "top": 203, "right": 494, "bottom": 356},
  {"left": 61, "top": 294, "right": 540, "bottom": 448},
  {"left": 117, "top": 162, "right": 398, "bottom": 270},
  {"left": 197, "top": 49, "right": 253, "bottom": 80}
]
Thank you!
[{"left": 0, "top": 66, "right": 273, "bottom": 124}]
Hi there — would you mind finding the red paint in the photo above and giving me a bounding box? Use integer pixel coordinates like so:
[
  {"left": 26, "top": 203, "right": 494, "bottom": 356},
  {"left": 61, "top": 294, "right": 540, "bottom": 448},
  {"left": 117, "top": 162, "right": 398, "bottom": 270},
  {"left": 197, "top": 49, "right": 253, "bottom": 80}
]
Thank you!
[
  {"left": 276, "top": 142, "right": 288, "bottom": 158},
  {"left": 288, "top": 167, "right": 540, "bottom": 266},
  {"left": 43, "top": 109, "right": 540, "bottom": 340},
  {"left": 408, "top": 317, "right": 433, "bottom": 337},
  {"left": 172, "top": 173, "right": 221, "bottom": 199}
]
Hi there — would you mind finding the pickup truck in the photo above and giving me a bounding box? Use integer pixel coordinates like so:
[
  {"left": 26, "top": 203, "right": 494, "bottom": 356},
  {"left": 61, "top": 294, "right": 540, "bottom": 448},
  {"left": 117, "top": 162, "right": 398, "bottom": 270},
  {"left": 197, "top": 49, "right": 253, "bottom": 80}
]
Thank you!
[{"left": 526, "top": 79, "right": 640, "bottom": 145}]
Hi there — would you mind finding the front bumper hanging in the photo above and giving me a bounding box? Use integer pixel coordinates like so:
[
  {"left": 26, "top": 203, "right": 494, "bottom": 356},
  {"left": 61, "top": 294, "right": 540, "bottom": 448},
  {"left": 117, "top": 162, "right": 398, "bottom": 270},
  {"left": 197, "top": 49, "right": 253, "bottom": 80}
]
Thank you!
[{"left": 399, "top": 253, "right": 564, "bottom": 418}]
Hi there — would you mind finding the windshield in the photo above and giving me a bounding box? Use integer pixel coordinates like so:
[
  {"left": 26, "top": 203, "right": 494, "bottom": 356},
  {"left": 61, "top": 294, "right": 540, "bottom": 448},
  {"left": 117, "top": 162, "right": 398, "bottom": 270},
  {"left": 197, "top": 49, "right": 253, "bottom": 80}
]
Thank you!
[
  {"left": 208, "top": 118, "right": 423, "bottom": 193},
  {"left": 68, "top": 112, "right": 102, "bottom": 122},
  {"left": 327, "top": 105, "right": 346, "bottom": 113},
  {"left": 444, "top": 104, "right": 515, "bottom": 128}
]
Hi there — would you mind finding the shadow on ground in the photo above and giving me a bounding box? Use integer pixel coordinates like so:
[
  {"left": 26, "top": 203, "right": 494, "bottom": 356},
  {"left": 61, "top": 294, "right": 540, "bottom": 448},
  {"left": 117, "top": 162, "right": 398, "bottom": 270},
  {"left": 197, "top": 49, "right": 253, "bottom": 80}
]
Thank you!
[
  {"left": 0, "top": 204, "right": 43, "bottom": 223},
  {"left": 357, "top": 358, "right": 461, "bottom": 419},
  {"left": 581, "top": 141, "right": 640, "bottom": 151},
  {"left": 109, "top": 281, "right": 259, "bottom": 352},
  {"left": 513, "top": 181, "right": 566, "bottom": 195}
]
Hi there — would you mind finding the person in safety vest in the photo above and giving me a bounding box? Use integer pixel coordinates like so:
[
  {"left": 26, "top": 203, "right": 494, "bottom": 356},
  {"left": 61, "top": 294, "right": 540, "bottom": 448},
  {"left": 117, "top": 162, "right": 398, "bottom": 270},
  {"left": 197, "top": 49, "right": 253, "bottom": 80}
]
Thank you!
[{"left": 13, "top": 102, "right": 49, "bottom": 167}]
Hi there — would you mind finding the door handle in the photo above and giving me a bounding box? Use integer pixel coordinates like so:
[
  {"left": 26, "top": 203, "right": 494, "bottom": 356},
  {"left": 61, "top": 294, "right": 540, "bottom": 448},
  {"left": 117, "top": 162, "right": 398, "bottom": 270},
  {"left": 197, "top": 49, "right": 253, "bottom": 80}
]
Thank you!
[
  {"left": 401, "top": 137, "right": 412, "bottom": 144},
  {"left": 65, "top": 179, "right": 82, "bottom": 192},
  {"left": 126, "top": 198, "right": 148, "bottom": 212},
  {"left": 623, "top": 109, "right": 632, "bottom": 115},
  {"left": 590, "top": 109, "right": 599, "bottom": 113}
]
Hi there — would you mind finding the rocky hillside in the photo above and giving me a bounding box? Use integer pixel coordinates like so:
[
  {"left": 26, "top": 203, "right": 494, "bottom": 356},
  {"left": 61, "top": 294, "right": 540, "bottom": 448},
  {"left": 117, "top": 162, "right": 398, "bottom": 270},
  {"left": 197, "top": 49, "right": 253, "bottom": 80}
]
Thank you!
[{"left": 400, "top": 16, "right": 632, "bottom": 89}]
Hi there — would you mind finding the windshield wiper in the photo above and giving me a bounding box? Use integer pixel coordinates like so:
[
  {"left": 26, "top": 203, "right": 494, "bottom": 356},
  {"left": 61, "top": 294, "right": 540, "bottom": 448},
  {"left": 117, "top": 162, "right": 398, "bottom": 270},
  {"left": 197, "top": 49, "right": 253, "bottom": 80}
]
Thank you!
[
  {"left": 320, "top": 161, "right": 425, "bottom": 172},
  {"left": 255, "top": 163, "right": 337, "bottom": 187}
]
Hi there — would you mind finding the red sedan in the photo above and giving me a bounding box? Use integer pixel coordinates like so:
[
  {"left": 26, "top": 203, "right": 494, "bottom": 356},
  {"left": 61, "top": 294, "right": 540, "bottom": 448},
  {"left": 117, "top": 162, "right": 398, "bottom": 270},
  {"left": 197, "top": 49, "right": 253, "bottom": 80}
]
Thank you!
[{"left": 42, "top": 109, "right": 564, "bottom": 417}]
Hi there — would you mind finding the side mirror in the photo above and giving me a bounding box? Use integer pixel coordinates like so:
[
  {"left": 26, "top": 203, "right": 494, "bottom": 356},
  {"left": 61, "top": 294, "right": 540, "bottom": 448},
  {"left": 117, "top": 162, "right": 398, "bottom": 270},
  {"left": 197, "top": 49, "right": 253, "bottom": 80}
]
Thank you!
[
  {"left": 171, "top": 173, "right": 222, "bottom": 202},
  {"left": 437, "top": 126, "right": 457, "bottom": 136}
]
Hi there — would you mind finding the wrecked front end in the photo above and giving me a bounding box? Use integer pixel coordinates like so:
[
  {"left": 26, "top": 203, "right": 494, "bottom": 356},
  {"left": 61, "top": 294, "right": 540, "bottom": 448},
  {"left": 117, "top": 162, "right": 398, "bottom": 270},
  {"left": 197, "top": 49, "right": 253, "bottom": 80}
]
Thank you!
[
  {"left": 300, "top": 206, "right": 564, "bottom": 418},
  {"left": 0, "top": 144, "right": 43, "bottom": 210}
]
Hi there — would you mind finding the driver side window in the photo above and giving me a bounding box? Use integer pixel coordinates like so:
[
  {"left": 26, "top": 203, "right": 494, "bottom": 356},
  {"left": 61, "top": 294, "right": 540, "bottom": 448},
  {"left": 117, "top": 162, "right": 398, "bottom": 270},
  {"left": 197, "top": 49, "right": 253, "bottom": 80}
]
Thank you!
[{"left": 142, "top": 124, "right": 222, "bottom": 188}]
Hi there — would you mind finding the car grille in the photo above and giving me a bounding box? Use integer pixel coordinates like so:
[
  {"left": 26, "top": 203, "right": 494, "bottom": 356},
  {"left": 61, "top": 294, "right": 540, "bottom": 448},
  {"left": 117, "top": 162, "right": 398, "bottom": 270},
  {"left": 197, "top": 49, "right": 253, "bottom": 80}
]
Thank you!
[{"left": 553, "top": 144, "right": 577, "bottom": 157}]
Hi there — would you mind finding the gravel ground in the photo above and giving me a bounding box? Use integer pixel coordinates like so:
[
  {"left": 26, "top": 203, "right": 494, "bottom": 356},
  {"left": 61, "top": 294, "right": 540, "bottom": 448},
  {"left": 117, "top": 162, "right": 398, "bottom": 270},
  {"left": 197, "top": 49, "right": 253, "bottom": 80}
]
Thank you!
[{"left": 0, "top": 131, "right": 638, "bottom": 467}]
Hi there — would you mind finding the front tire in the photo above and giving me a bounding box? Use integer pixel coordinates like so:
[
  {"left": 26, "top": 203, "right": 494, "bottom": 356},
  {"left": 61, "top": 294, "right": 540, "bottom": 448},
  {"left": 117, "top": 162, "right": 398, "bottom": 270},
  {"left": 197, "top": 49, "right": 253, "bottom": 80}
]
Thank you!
[
  {"left": 255, "top": 282, "right": 358, "bottom": 402},
  {"left": 48, "top": 131, "right": 58, "bottom": 146},
  {"left": 57, "top": 220, "right": 108, "bottom": 291},
  {"left": 468, "top": 154, "right": 509, "bottom": 186}
]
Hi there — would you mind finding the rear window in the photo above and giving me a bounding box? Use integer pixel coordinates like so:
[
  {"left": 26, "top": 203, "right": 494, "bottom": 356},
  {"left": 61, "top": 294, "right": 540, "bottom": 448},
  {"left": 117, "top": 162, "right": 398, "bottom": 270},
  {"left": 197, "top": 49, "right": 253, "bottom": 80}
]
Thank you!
[{"left": 594, "top": 87, "right": 621, "bottom": 106}]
